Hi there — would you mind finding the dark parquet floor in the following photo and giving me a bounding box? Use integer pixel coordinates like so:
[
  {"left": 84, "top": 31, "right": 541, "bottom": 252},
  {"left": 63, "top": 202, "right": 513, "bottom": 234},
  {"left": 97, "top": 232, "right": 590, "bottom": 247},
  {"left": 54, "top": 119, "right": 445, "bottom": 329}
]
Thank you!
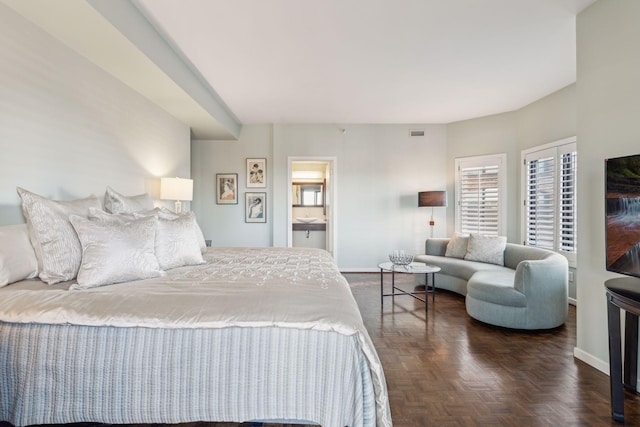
[
  {"left": 348, "top": 273, "right": 640, "bottom": 426},
  {"left": 3, "top": 273, "right": 640, "bottom": 427}
]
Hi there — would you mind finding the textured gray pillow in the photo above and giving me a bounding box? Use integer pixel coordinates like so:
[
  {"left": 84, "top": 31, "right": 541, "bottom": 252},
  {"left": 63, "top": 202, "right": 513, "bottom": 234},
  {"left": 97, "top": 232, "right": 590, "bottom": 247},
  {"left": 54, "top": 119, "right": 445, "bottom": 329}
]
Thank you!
[
  {"left": 444, "top": 233, "right": 469, "bottom": 258},
  {"left": 17, "top": 187, "right": 101, "bottom": 284},
  {"left": 464, "top": 234, "right": 507, "bottom": 265},
  {"left": 69, "top": 214, "right": 163, "bottom": 289},
  {"left": 104, "top": 186, "right": 153, "bottom": 214}
]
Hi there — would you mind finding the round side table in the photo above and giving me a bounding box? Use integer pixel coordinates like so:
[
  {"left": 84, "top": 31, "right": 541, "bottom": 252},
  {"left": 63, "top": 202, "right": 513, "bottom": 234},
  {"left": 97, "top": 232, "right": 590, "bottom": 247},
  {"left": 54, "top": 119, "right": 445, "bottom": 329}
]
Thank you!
[{"left": 378, "top": 261, "right": 441, "bottom": 312}]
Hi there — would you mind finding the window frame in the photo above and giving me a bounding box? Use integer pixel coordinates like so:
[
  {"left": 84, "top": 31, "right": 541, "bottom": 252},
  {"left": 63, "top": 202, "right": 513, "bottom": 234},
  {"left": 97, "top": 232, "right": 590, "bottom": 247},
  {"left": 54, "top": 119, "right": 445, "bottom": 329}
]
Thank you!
[
  {"left": 454, "top": 153, "right": 507, "bottom": 236},
  {"left": 520, "top": 136, "right": 577, "bottom": 266}
]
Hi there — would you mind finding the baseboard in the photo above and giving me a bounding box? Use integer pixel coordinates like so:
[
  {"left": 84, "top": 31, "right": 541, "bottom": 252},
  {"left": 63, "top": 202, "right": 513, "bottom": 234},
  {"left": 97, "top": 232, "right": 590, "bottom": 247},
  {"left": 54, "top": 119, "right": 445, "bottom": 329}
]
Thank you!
[{"left": 573, "top": 347, "right": 609, "bottom": 375}]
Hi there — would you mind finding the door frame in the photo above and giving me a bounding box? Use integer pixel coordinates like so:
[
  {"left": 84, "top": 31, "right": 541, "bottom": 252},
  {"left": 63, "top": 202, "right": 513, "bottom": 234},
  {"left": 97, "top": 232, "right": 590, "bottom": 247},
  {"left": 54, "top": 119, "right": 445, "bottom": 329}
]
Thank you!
[{"left": 287, "top": 156, "right": 337, "bottom": 260}]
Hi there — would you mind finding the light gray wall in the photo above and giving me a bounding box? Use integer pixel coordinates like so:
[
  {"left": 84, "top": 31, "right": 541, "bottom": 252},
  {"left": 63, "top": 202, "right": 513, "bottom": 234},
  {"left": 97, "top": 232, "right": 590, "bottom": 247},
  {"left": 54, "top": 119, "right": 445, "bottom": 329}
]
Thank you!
[
  {"left": 274, "top": 124, "right": 447, "bottom": 270},
  {"left": 0, "top": 3, "right": 190, "bottom": 225},
  {"left": 191, "top": 125, "right": 273, "bottom": 247},
  {"left": 574, "top": 0, "right": 640, "bottom": 372},
  {"left": 193, "top": 124, "right": 448, "bottom": 269},
  {"left": 517, "top": 84, "right": 576, "bottom": 152}
]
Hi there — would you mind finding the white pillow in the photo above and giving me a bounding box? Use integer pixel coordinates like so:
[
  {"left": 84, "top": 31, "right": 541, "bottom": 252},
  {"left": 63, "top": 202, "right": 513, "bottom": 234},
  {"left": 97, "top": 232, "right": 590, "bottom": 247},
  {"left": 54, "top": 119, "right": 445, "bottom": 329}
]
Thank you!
[
  {"left": 69, "top": 214, "right": 163, "bottom": 289},
  {"left": 88, "top": 206, "right": 156, "bottom": 221},
  {"left": 0, "top": 224, "right": 38, "bottom": 287},
  {"left": 464, "top": 234, "right": 507, "bottom": 265},
  {"left": 156, "top": 208, "right": 207, "bottom": 253},
  {"left": 154, "top": 214, "right": 205, "bottom": 270},
  {"left": 104, "top": 186, "right": 154, "bottom": 214},
  {"left": 444, "top": 233, "right": 469, "bottom": 259},
  {"left": 90, "top": 207, "right": 204, "bottom": 270},
  {"left": 17, "top": 187, "right": 101, "bottom": 284}
]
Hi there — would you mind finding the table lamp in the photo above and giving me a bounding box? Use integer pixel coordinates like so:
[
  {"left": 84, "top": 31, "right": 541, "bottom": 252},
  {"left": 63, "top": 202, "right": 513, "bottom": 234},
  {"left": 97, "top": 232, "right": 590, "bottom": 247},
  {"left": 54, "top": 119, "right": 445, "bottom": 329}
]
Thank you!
[{"left": 160, "top": 177, "right": 193, "bottom": 213}]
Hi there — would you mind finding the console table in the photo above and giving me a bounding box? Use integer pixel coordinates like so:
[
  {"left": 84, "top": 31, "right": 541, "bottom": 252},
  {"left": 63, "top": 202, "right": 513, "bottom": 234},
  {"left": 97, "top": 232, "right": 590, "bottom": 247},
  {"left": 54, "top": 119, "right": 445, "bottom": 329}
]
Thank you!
[{"left": 605, "top": 277, "right": 640, "bottom": 422}]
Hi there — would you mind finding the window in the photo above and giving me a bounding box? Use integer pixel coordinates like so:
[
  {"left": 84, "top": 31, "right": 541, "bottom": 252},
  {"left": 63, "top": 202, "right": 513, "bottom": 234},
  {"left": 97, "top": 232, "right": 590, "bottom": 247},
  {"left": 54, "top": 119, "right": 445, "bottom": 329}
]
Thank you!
[
  {"left": 522, "top": 137, "right": 577, "bottom": 263},
  {"left": 455, "top": 154, "right": 507, "bottom": 236}
]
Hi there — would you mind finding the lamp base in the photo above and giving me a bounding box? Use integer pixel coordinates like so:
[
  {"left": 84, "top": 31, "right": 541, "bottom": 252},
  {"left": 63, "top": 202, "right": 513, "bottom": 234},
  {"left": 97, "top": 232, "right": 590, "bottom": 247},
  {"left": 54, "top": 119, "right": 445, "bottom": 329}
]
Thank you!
[
  {"left": 429, "top": 209, "right": 435, "bottom": 238},
  {"left": 174, "top": 200, "right": 182, "bottom": 214}
]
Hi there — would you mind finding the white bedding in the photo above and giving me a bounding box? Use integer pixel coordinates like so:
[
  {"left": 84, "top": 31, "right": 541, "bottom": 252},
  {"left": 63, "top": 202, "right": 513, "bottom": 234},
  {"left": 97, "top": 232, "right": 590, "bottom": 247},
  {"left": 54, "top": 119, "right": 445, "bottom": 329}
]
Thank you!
[{"left": 0, "top": 246, "right": 392, "bottom": 426}]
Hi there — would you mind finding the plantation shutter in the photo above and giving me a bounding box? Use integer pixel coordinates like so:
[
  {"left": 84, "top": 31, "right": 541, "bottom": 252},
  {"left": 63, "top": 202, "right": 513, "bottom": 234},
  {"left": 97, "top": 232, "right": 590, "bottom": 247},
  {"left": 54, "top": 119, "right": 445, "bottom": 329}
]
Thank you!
[
  {"left": 459, "top": 165, "right": 500, "bottom": 234},
  {"left": 455, "top": 155, "right": 506, "bottom": 236},
  {"left": 559, "top": 145, "right": 577, "bottom": 253},
  {"left": 523, "top": 140, "right": 577, "bottom": 257},
  {"left": 525, "top": 148, "right": 556, "bottom": 250}
]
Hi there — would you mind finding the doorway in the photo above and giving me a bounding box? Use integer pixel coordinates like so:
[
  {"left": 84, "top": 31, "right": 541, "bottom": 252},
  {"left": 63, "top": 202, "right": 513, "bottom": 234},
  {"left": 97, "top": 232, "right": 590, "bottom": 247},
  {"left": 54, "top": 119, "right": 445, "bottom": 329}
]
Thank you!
[{"left": 288, "top": 157, "right": 337, "bottom": 259}]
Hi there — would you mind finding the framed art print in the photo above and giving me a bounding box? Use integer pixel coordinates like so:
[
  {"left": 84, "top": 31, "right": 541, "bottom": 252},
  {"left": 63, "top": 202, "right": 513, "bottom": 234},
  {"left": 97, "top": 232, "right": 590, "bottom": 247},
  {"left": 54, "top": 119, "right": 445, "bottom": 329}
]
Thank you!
[
  {"left": 216, "top": 173, "right": 238, "bottom": 204},
  {"left": 245, "top": 192, "right": 266, "bottom": 223},
  {"left": 246, "top": 158, "right": 266, "bottom": 188}
]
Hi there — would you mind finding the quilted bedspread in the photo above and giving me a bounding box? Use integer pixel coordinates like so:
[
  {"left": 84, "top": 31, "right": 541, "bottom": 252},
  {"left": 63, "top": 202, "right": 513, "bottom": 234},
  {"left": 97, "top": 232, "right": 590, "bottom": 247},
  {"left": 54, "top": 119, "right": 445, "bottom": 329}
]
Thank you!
[{"left": 0, "top": 247, "right": 392, "bottom": 427}]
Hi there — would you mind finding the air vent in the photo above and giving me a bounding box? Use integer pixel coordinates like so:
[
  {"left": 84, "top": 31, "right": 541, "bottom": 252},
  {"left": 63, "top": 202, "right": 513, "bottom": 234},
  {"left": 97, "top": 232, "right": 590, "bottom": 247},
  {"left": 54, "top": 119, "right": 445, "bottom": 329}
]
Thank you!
[{"left": 409, "top": 129, "right": 425, "bottom": 137}]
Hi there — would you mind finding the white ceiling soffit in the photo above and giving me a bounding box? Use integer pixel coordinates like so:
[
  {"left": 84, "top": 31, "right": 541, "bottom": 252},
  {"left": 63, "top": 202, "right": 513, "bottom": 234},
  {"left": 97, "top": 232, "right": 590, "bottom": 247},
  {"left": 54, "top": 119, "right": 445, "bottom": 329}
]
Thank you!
[
  {"left": 135, "top": 0, "right": 597, "bottom": 125},
  {"left": 1, "top": 0, "right": 241, "bottom": 140}
]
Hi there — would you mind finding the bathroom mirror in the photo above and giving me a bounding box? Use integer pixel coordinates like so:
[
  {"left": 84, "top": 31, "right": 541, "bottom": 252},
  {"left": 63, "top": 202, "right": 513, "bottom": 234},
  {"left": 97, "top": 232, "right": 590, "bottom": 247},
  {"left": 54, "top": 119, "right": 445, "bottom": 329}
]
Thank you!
[{"left": 292, "top": 182, "right": 324, "bottom": 207}]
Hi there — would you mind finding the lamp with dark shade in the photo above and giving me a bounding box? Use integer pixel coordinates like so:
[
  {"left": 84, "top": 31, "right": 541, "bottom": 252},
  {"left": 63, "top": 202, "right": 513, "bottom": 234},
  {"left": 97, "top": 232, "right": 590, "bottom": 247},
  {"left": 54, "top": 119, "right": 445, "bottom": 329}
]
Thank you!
[{"left": 418, "top": 190, "right": 447, "bottom": 238}]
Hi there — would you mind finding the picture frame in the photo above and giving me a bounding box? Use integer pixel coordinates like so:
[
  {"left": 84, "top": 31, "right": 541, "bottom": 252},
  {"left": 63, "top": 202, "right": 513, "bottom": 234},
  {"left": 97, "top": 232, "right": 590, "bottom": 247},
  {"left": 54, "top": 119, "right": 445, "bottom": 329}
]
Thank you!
[
  {"left": 245, "top": 192, "right": 266, "bottom": 223},
  {"left": 246, "top": 158, "right": 266, "bottom": 188},
  {"left": 216, "top": 173, "right": 238, "bottom": 204}
]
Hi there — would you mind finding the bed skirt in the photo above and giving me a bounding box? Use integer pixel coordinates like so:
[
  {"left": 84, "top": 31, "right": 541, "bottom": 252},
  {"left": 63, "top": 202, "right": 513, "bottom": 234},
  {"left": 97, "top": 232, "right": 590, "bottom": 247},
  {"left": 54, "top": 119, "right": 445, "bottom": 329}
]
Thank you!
[{"left": 0, "top": 322, "right": 375, "bottom": 427}]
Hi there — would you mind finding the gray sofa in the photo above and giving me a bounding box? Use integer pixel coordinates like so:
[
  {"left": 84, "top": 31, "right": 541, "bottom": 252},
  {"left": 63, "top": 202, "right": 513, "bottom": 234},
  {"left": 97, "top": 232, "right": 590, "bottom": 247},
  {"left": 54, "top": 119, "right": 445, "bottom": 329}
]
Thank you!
[{"left": 414, "top": 238, "right": 569, "bottom": 330}]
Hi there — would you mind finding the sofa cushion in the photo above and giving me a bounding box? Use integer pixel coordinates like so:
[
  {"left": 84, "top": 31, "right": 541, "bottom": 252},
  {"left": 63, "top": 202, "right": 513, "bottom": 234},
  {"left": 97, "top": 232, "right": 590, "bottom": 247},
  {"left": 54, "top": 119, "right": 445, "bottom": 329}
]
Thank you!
[
  {"left": 464, "top": 234, "right": 507, "bottom": 265},
  {"left": 503, "top": 243, "right": 556, "bottom": 270},
  {"left": 467, "top": 270, "right": 526, "bottom": 307},
  {"left": 444, "top": 233, "right": 469, "bottom": 258},
  {"left": 425, "top": 238, "right": 449, "bottom": 256},
  {"left": 415, "top": 254, "right": 513, "bottom": 282}
]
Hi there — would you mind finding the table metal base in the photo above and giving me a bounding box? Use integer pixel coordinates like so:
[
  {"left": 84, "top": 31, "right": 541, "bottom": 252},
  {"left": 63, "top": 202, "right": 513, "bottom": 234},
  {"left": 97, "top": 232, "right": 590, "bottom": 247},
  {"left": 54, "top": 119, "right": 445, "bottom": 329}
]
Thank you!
[{"left": 380, "top": 269, "right": 437, "bottom": 312}]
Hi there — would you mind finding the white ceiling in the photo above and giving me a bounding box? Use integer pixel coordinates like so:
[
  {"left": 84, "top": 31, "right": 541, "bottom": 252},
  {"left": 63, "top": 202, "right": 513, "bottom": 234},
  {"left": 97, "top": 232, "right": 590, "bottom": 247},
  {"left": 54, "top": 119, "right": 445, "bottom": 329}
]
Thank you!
[
  {"left": 3, "top": 0, "right": 597, "bottom": 137},
  {"left": 135, "top": 0, "right": 596, "bottom": 125}
]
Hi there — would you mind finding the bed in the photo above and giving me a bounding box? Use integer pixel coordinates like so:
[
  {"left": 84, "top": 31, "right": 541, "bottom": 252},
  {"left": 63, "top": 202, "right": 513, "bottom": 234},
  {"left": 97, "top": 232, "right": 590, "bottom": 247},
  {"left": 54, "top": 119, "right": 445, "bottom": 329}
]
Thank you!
[
  {"left": 0, "top": 246, "right": 392, "bottom": 427},
  {"left": 0, "top": 188, "right": 391, "bottom": 426}
]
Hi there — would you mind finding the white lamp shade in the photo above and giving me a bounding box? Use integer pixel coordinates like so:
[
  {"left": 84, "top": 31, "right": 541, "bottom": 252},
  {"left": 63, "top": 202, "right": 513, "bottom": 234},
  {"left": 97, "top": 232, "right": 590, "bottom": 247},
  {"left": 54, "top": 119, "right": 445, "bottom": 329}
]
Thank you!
[{"left": 160, "top": 177, "right": 193, "bottom": 201}]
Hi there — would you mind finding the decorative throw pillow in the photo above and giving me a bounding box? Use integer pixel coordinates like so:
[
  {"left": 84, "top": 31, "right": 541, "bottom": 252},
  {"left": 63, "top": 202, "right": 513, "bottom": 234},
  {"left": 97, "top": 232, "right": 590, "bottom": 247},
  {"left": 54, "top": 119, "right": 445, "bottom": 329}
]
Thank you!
[
  {"left": 464, "top": 234, "right": 507, "bottom": 265},
  {"left": 104, "top": 186, "right": 154, "bottom": 214},
  {"left": 154, "top": 214, "right": 205, "bottom": 270},
  {"left": 445, "top": 233, "right": 469, "bottom": 259},
  {"left": 88, "top": 206, "right": 159, "bottom": 221},
  {"left": 69, "top": 214, "right": 163, "bottom": 289},
  {"left": 0, "top": 224, "right": 38, "bottom": 287},
  {"left": 156, "top": 208, "right": 207, "bottom": 253},
  {"left": 93, "top": 207, "right": 205, "bottom": 270},
  {"left": 17, "top": 187, "right": 101, "bottom": 284}
]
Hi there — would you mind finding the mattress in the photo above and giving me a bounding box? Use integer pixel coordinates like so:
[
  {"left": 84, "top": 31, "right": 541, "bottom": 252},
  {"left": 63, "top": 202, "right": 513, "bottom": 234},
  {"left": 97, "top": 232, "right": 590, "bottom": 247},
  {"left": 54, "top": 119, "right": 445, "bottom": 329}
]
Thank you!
[{"left": 0, "top": 247, "right": 391, "bottom": 427}]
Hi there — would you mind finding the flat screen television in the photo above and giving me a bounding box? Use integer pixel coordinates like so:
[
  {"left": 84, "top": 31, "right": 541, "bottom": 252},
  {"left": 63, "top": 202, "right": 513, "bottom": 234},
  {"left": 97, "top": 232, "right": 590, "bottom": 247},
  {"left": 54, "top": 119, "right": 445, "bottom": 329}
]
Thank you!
[{"left": 606, "top": 154, "right": 640, "bottom": 277}]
